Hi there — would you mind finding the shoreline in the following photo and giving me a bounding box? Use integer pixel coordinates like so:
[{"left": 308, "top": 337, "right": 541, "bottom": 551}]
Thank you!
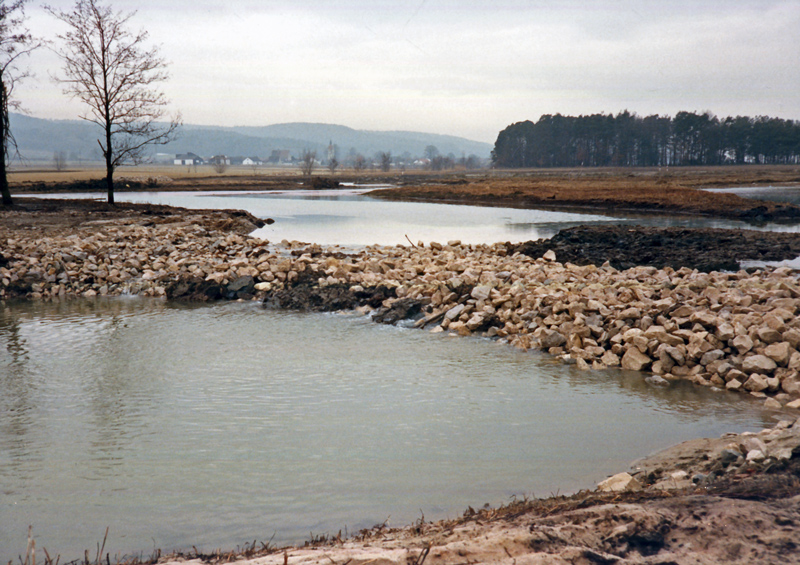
[{"left": 3, "top": 196, "right": 800, "bottom": 563}]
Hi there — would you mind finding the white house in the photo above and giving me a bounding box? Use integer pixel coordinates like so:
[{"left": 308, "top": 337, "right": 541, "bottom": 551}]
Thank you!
[{"left": 174, "top": 152, "right": 203, "bottom": 166}]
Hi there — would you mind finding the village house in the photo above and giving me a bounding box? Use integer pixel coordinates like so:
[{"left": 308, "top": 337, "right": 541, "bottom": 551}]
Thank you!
[{"left": 174, "top": 152, "right": 203, "bottom": 166}]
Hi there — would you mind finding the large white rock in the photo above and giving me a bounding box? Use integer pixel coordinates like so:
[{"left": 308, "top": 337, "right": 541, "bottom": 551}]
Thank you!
[
  {"left": 764, "top": 342, "right": 793, "bottom": 366},
  {"left": 445, "top": 303, "right": 465, "bottom": 321},
  {"left": 742, "top": 354, "right": 778, "bottom": 374},
  {"left": 597, "top": 472, "right": 642, "bottom": 493},
  {"left": 621, "top": 347, "right": 651, "bottom": 371},
  {"left": 470, "top": 285, "right": 492, "bottom": 301}
]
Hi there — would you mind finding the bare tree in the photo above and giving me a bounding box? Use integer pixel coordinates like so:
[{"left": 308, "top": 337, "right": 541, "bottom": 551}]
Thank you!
[
  {"left": 0, "top": 0, "right": 38, "bottom": 207},
  {"left": 327, "top": 157, "right": 338, "bottom": 175},
  {"left": 53, "top": 151, "right": 67, "bottom": 171},
  {"left": 352, "top": 153, "right": 365, "bottom": 172},
  {"left": 300, "top": 149, "right": 315, "bottom": 177},
  {"left": 379, "top": 151, "right": 392, "bottom": 172},
  {"left": 46, "top": 0, "right": 180, "bottom": 204}
]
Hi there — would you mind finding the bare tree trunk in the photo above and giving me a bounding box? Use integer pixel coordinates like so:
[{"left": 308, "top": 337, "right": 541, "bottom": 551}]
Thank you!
[
  {"left": 0, "top": 75, "right": 11, "bottom": 207},
  {"left": 104, "top": 110, "right": 114, "bottom": 204}
]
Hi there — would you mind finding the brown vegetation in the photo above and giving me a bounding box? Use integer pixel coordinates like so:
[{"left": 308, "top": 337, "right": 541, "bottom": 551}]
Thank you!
[{"left": 368, "top": 166, "right": 800, "bottom": 221}]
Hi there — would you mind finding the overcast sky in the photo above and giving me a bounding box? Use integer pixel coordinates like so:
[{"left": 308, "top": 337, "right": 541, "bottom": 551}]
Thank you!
[{"left": 16, "top": 0, "right": 800, "bottom": 143}]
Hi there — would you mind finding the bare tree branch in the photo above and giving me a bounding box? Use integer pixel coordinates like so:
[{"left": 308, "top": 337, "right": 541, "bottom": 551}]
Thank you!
[{"left": 46, "top": 0, "right": 181, "bottom": 203}]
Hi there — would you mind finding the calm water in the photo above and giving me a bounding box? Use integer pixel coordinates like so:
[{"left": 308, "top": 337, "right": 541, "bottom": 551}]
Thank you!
[
  {"left": 0, "top": 298, "right": 780, "bottom": 561},
  {"left": 29, "top": 187, "right": 800, "bottom": 247}
]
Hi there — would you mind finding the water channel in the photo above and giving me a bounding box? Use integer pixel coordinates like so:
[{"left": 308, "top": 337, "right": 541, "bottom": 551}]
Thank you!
[{"left": 2, "top": 187, "right": 798, "bottom": 559}]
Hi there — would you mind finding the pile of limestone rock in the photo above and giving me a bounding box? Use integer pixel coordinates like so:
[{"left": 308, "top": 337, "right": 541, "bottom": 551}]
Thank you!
[{"left": 2, "top": 224, "right": 800, "bottom": 409}]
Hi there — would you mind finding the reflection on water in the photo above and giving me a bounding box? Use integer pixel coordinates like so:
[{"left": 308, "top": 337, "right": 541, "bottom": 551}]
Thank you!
[
  {"left": 27, "top": 189, "right": 800, "bottom": 247},
  {"left": 0, "top": 298, "right": 781, "bottom": 561}
]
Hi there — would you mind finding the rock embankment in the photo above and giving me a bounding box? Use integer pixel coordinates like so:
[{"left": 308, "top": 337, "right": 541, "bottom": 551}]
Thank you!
[{"left": 3, "top": 222, "right": 800, "bottom": 408}]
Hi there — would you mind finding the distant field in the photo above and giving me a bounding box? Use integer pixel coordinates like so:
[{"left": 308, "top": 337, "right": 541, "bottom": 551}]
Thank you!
[{"left": 8, "top": 164, "right": 307, "bottom": 184}]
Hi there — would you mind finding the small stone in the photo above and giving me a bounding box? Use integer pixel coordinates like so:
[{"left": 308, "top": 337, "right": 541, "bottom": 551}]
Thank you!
[
  {"left": 732, "top": 335, "right": 754, "bottom": 354},
  {"left": 600, "top": 350, "right": 621, "bottom": 367},
  {"left": 619, "top": 307, "right": 642, "bottom": 319},
  {"left": 719, "top": 448, "right": 741, "bottom": 465},
  {"left": 543, "top": 249, "right": 557, "bottom": 262},
  {"left": 445, "top": 303, "right": 465, "bottom": 321},
  {"left": 645, "top": 375, "right": 670, "bottom": 387},
  {"left": 786, "top": 398, "right": 800, "bottom": 410},
  {"left": 743, "top": 374, "right": 769, "bottom": 392},
  {"left": 764, "top": 397, "right": 783, "bottom": 410},
  {"left": 741, "top": 436, "right": 768, "bottom": 456},
  {"left": 470, "top": 285, "right": 492, "bottom": 301},
  {"left": 716, "top": 322, "right": 735, "bottom": 341},
  {"left": 700, "top": 349, "right": 725, "bottom": 367},
  {"left": 758, "top": 327, "right": 783, "bottom": 345},
  {"left": 726, "top": 379, "right": 743, "bottom": 391},
  {"left": 746, "top": 449, "right": 766, "bottom": 462},
  {"left": 540, "top": 330, "right": 567, "bottom": 349}
]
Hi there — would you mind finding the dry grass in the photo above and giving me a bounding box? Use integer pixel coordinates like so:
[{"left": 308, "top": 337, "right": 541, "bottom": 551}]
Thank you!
[{"left": 368, "top": 165, "right": 800, "bottom": 219}]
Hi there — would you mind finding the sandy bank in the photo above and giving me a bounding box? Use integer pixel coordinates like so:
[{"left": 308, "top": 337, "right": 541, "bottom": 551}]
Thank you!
[{"left": 152, "top": 418, "right": 800, "bottom": 565}]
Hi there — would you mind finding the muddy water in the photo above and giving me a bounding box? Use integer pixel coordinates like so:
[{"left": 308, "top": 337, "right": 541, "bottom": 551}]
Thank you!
[{"left": 0, "top": 298, "right": 780, "bottom": 560}]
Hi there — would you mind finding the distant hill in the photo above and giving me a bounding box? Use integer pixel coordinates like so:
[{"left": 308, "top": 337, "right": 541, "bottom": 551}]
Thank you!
[{"left": 8, "top": 114, "right": 492, "bottom": 163}]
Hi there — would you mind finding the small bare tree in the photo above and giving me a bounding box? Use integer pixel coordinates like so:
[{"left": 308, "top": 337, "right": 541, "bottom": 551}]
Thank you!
[
  {"left": 352, "top": 154, "right": 365, "bottom": 172},
  {"left": 327, "top": 157, "right": 338, "bottom": 175},
  {"left": 379, "top": 151, "right": 392, "bottom": 172},
  {"left": 300, "top": 149, "right": 315, "bottom": 177},
  {"left": 53, "top": 150, "right": 67, "bottom": 171},
  {"left": 0, "top": 0, "right": 38, "bottom": 207},
  {"left": 47, "top": 0, "right": 181, "bottom": 204}
]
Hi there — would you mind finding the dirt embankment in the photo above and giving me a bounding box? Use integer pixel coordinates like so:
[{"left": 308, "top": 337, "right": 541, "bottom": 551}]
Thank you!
[
  {"left": 0, "top": 197, "right": 265, "bottom": 236},
  {"left": 368, "top": 166, "right": 800, "bottom": 222}
]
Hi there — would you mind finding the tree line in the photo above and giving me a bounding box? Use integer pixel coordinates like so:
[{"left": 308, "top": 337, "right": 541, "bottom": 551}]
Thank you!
[{"left": 492, "top": 111, "right": 800, "bottom": 169}]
